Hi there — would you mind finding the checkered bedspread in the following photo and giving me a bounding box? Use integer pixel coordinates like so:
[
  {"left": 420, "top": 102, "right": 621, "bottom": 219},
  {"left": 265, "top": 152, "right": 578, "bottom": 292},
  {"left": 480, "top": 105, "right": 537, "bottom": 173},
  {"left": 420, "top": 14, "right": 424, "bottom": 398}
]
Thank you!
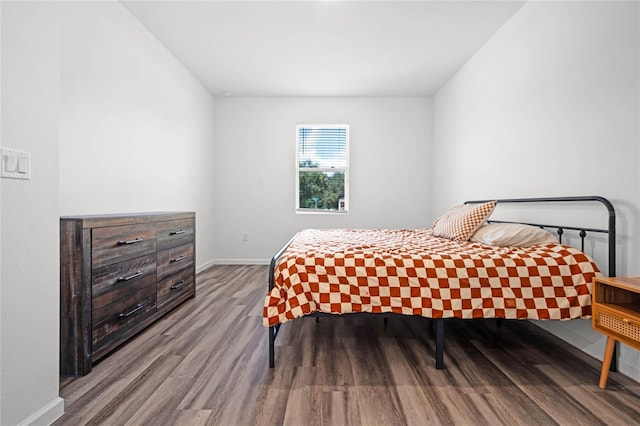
[{"left": 263, "top": 229, "right": 600, "bottom": 326}]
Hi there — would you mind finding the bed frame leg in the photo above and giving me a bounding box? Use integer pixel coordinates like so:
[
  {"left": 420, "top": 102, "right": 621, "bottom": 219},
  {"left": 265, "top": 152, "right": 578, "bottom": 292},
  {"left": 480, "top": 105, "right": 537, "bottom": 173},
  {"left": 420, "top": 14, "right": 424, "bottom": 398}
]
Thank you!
[
  {"left": 435, "top": 318, "right": 444, "bottom": 369},
  {"left": 269, "top": 325, "right": 275, "bottom": 368}
]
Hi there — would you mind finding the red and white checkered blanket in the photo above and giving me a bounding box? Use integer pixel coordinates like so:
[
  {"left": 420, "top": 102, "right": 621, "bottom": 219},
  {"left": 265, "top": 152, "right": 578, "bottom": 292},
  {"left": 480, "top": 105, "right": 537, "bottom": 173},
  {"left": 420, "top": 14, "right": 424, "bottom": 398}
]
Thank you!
[{"left": 263, "top": 229, "right": 600, "bottom": 326}]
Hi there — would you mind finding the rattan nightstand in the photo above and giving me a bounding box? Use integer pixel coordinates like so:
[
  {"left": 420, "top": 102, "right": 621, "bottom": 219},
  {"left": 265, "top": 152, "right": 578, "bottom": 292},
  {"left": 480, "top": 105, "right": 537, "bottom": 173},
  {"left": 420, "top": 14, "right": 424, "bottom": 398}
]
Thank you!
[{"left": 592, "top": 276, "right": 640, "bottom": 388}]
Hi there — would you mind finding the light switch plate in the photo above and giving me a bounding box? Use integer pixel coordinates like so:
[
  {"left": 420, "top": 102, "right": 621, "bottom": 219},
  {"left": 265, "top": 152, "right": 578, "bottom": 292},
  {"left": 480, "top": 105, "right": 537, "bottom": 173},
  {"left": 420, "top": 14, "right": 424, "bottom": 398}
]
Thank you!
[{"left": 1, "top": 147, "right": 31, "bottom": 180}]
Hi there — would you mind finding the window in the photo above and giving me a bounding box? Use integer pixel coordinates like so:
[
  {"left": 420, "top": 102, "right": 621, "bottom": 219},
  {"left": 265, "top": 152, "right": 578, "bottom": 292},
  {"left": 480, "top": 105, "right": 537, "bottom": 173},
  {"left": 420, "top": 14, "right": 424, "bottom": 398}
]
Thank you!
[{"left": 296, "top": 124, "right": 349, "bottom": 213}]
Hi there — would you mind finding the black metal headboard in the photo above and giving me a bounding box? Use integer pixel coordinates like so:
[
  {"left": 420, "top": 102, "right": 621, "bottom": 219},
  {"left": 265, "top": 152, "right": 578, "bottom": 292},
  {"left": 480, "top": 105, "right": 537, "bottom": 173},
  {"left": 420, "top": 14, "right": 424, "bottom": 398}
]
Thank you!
[{"left": 464, "top": 196, "right": 616, "bottom": 277}]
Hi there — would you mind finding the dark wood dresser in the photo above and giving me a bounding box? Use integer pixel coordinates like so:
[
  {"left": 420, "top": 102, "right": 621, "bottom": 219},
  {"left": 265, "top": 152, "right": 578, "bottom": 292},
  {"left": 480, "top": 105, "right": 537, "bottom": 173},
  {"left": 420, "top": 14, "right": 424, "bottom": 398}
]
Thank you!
[{"left": 60, "top": 212, "right": 196, "bottom": 378}]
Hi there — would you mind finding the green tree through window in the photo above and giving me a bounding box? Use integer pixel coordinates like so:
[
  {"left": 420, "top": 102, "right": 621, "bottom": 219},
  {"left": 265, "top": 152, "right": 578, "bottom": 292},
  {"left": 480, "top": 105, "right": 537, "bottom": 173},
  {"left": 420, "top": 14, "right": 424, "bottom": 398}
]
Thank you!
[{"left": 296, "top": 125, "right": 349, "bottom": 213}]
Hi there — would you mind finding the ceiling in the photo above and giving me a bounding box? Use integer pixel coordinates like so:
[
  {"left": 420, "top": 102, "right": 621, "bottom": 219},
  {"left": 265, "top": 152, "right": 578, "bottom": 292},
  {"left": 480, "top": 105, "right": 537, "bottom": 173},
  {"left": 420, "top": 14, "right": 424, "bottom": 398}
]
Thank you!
[{"left": 121, "top": 1, "right": 526, "bottom": 97}]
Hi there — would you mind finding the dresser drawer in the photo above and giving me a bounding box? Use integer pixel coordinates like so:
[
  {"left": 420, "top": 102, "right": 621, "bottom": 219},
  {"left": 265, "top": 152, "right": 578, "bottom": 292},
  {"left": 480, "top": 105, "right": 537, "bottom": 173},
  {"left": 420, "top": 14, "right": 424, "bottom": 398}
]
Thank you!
[
  {"left": 157, "top": 243, "right": 194, "bottom": 281},
  {"left": 157, "top": 218, "right": 194, "bottom": 250},
  {"left": 92, "top": 223, "right": 157, "bottom": 268},
  {"left": 157, "top": 268, "right": 194, "bottom": 311},
  {"left": 92, "top": 254, "right": 157, "bottom": 311},
  {"left": 92, "top": 285, "right": 157, "bottom": 352}
]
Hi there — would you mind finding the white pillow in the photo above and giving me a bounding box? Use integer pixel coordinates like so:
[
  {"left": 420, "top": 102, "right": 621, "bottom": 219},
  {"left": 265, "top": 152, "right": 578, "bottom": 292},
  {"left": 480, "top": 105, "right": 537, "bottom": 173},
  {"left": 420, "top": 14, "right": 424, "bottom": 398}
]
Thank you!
[{"left": 470, "top": 223, "right": 558, "bottom": 247}]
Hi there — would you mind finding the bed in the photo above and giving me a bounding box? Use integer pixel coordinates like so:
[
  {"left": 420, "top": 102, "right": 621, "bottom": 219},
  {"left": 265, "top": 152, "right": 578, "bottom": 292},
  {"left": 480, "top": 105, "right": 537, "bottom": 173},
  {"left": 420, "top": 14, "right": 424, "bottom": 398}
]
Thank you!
[{"left": 263, "top": 196, "right": 616, "bottom": 369}]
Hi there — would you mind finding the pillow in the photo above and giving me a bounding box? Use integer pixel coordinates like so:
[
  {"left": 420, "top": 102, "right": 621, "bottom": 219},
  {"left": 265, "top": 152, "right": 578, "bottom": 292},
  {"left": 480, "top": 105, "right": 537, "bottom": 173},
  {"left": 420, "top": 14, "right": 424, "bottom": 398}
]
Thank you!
[
  {"left": 470, "top": 223, "right": 559, "bottom": 247},
  {"left": 432, "top": 201, "right": 496, "bottom": 242}
]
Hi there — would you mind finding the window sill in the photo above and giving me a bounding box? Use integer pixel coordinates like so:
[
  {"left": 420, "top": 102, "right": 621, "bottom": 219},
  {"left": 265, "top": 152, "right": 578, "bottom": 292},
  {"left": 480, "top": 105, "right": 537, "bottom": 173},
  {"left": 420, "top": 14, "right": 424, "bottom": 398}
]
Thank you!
[{"left": 296, "top": 209, "right": 349, "bottom": 215}]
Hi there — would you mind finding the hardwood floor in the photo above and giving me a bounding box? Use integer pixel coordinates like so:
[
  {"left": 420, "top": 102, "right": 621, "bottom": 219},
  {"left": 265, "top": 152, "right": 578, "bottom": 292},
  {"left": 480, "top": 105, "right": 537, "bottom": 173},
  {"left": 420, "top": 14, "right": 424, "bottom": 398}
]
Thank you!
[{"left": 55, "top": 265, "right": 640, "bottom": 425}]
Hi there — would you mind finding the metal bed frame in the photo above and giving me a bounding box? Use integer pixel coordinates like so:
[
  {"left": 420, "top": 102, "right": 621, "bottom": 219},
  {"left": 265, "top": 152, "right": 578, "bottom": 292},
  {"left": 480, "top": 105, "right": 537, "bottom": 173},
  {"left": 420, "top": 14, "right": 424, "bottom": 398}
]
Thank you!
[{"left": 267, "top": 196, "right": 616, "bottom": 370}]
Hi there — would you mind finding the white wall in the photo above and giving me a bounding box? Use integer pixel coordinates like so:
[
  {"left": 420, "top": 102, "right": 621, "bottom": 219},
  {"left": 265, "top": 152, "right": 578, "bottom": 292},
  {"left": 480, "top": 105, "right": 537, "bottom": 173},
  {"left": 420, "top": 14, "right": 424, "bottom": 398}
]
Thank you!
[
  {"left": 433, "top": 1, "right": 640, "bottom": 379},
  {"left": 1, "top": 2, "right": 64, "bottom": 425},
  {"left": 213, "top": 97, "right": 432, "bottom": 263},
  {"left": 1, "top": 2, "right": 3, "bottom": 421},
  {"left": 59, "top": 2, "right": 216, "bottom": 271},
  {"left": 1, "top": 2, "right": 217, "bottom": 424}
]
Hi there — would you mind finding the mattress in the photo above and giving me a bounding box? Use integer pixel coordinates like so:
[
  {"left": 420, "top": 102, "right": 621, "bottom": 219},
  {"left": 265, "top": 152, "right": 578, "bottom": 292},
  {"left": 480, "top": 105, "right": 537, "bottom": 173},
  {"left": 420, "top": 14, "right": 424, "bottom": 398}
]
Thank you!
[{"left": 263, "top": 228, "right": 600, "bottom": 326}]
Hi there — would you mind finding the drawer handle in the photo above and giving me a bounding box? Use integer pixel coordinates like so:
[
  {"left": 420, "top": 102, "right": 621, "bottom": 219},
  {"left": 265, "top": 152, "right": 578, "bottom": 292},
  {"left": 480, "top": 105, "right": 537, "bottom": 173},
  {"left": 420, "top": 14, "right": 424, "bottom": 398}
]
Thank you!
[
  {"left": 117, "top": 271, "right": 144, "bottom": 282},
  {"left": 170, "top": 229, "right": 186, "bottom": 235},
  {"left": 170, "top": 255, "right": 187, "bottom": 263},
  {"left": 171, "top": 280, "right": 187, "bottom": 290},
  {"left": 117, "top": 237, "right": 143, "bottom": 246},
  {"left": 118, "top": 303, "right": 144, "bottom": 318}
]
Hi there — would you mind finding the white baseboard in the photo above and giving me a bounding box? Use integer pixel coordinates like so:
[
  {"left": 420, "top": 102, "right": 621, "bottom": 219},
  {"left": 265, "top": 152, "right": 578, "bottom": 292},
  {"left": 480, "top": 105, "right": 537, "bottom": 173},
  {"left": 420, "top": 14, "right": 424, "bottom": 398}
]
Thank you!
[
  {"left": 210, "top": 259, "right": 270, "bottom": 265},
  {"left": 196, "top": 259, "right": 270, "bottom": 272},
  {"left": 18, "top": 397, "right": 64, "bottom": 426},
  {"left": 196, "top": 259, "right": 217, "bottom": 273}
]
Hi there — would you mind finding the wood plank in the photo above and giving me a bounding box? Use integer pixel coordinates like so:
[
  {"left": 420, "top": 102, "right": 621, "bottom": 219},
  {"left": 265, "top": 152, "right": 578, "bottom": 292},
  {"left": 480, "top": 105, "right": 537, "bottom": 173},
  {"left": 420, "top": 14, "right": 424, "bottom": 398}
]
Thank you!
[{"left": 56, "top": 265, "right": 640, "bottom": 426}]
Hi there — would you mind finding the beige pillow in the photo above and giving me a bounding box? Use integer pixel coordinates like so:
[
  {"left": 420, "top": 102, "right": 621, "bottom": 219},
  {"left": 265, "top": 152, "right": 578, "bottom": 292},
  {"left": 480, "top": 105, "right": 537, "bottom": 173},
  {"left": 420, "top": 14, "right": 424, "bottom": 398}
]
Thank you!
[
  {"left": 432, "top": 201, "right": 497, "bottom": 242},
  {"left": 471, "top": 223, "right": 558, "bottom": 247}
]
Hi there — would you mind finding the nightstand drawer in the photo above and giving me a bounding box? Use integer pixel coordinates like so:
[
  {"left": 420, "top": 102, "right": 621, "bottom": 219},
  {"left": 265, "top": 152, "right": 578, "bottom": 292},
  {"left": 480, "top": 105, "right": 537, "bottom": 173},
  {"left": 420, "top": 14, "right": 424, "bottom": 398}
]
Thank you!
[
  {"left": 92, "top": 223, "right": 157, "bottom": 267},
  {"left": 594, "top": 306, "right": 640, "bottom": 346}
]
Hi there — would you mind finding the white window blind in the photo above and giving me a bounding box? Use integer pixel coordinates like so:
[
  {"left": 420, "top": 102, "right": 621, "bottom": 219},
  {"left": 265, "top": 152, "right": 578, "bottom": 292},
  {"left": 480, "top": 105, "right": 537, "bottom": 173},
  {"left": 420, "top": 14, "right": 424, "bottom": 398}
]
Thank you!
[{"left": 296, "top": 124, "right": 349, "bottom": 213}]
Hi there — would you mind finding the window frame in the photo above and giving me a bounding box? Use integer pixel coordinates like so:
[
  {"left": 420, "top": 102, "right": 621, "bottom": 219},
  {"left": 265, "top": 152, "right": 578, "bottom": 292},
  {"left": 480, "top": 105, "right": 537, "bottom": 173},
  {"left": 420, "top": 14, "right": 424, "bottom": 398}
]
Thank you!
[{"left": 295, "top": 124, "right": 350, "bottom": 214}]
